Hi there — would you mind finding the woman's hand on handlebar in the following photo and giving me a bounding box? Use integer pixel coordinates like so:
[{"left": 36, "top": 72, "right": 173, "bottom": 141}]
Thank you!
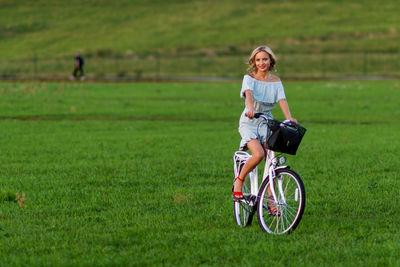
[
  {"left": 283, "top": 117, "right": 298, "bottom": 125},
  {"left": 245, "top": 108, "right": 255, "bottom": 119}
]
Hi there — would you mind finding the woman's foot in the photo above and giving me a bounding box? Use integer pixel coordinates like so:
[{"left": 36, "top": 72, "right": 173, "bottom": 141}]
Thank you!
[
  {"left": 267, "top": 196, "right": 281, "bottom": 216},
  {"left": 232, "top": 176, "right": 244, "bottom": 200}
]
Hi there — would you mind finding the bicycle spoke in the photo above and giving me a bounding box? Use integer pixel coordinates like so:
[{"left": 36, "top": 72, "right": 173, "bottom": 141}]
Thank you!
[{"left": 284, "top": 205, "right": 297, "bottom": 218}]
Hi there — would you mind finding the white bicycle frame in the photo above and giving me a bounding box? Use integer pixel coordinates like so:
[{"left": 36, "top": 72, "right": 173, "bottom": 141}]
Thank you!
[{"left": 233, "top": 149, "right": 287, "bottom": 203}]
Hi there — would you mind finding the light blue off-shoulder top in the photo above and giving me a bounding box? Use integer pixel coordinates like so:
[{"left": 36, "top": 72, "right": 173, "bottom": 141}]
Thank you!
[{"left": 240, "top": 74, "right": 286, "bottom": 112}]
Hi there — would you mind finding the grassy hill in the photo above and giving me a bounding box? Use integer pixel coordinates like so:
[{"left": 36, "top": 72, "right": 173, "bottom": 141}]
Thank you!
[
  {"left": 1, "top": 0, "right": 399, "bottom": 79},
  {"left": 1, "top": 0, "right": 400, "bottom": 59}
]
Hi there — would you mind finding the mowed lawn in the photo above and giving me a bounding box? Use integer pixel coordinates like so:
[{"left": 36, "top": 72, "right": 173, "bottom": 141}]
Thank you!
[{"left": 0, "top": 80, "right": 399, "bottom": 266}]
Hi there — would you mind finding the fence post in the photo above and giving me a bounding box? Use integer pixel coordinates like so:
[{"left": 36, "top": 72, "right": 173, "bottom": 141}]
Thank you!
[
  {"left": 239, "top": 56, "right": 243, "bottom": 78},
  {"left": 115, "top": 56, "right": 119, "bottom": 77},
  {"left": 278, "top": 53, "right": 284, "bottom": 79},
  {"left": 363, "top": 52, "right": 368, "bottom": 76},
  {"left": 156, "top": 55, "right": 161, "bottom": 79},
  {"left": 33, "top": 54, "right": 38, "bottom": 79},
  {"left": 322, "top": 52, "right": 326, "bottom": 78}
]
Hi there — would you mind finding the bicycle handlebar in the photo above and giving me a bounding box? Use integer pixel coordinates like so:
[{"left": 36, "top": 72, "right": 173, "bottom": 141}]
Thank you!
[
  {"left": 254, "top": 113, "right": 266, "bottom": 119},
  {"left": 254, "top": 113, "right": 298, "bottom": 127}
]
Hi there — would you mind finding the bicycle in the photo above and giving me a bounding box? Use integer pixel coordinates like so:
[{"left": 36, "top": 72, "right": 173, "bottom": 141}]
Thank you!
[{"left": 233, "top": 113, "right": 306, "bottom": 234}]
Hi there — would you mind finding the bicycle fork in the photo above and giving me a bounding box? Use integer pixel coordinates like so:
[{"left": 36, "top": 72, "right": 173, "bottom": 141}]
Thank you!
[
  {"left": 268, "top": 168, "right": 288, "bottom": 205},
  {"left": 263, "top": 152, "right": 287, "bottom": 205}
]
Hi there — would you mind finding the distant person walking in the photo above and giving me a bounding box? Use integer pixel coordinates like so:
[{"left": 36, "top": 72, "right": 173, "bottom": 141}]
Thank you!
[{"left": 71, "top": 52, "right": 85, "bottom": 80}]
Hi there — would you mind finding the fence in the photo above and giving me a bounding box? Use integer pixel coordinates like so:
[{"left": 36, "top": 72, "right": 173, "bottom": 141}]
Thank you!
[{"left": 1, "top": 52, "right": 399, "bottom": 80}]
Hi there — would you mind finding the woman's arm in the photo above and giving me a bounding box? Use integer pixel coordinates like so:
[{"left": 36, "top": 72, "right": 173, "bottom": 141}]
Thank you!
[
  {"left": 278, "top": 99, "right": 297, "bottom": 123},
  {"left": 244, "top": 90, "right": 255, "bottom": 119}
]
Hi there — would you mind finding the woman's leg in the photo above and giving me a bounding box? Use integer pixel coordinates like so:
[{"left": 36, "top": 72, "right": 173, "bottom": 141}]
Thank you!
[
  {"left": 263, "top": 144, "right": 280, "bottom": 215},
  {"left": 233, "top": 139, "right": 265, "bottom": 193}
]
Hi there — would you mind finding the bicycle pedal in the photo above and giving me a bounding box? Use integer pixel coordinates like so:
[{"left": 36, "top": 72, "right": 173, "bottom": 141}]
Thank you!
[
  {"left": 233, "top": 195, "right": 256, "bottom": 207},
  {"left": 247, "top": 195, "right": 257, "bottom": 207}
]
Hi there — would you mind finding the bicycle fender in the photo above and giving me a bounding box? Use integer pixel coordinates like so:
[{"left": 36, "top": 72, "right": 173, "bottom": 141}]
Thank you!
[{"left": 275, "top": 166, "right": 290, "bottom": 170}]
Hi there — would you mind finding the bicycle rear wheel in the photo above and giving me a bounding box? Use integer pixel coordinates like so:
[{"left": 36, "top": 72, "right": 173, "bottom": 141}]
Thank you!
[
  {"left": 233, "top": 177, "right": 254, "bottom": 227},
  {"left": 257, "top": 168, "right": 305, "bottom": 234}
]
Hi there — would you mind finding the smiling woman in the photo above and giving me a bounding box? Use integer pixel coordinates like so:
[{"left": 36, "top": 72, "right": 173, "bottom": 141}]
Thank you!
[
  {"left": 232, "top": 45, "right": 298, "bottom": 200},
  {"left": 247, "top": 46, "right": 276, "bottom": 74}
]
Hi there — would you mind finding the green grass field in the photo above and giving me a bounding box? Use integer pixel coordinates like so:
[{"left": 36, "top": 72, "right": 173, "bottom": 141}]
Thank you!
[{"left": 0, "top": 80, "right": 399, "bottom": 265}]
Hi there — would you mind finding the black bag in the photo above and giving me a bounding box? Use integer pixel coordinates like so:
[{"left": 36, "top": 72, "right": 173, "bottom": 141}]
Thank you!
[{"left": 266, "top": 120, "right": 307, "bottom": 155}]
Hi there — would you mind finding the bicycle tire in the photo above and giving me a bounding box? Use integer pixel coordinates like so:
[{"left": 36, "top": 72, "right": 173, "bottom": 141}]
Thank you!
[
  {"left": 257, "top": 168, "right": 305, "bottom": 234},
  {"left": 233, "top": 177, "right": 254, "bottom": 227}
]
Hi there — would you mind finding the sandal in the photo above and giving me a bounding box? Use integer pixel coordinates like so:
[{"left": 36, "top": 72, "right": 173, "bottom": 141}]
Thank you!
[
  {"left": 232, "top": 176, "right": 245, "bottom": 200},
  {"left": 232, "top": 191, "right": 244, "bottom": 200},
  {"left": 267, "top": 196, "right": 281, "bottom": 216}
]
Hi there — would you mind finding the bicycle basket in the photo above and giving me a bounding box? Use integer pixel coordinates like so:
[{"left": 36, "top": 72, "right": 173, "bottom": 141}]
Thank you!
[{"left": 266, "top": 120, "right": 307, "bottom": 155}]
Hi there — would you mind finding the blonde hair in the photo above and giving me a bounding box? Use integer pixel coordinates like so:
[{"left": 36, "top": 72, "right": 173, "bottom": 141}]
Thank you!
[{"left": 247, "top": 46, "right": 277, "bottom": 73}]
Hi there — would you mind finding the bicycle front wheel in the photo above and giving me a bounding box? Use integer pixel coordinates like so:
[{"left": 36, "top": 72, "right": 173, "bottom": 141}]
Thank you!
[
  {"left": 257, "top": 168, "right": 305, "bottom": 234},
  {"left": 233, "top": 176, "right": 254, "bottom": 227}
]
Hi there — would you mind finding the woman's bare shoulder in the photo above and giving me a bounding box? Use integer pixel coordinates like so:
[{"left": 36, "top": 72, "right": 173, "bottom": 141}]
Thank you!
[{"left": 269, "top": 74, "right": 281, "bottom": 82}]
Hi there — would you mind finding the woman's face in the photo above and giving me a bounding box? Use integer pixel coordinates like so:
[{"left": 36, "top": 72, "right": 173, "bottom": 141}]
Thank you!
[{"left": 254, "top": 51, "right": 271, "bottom": 72}]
